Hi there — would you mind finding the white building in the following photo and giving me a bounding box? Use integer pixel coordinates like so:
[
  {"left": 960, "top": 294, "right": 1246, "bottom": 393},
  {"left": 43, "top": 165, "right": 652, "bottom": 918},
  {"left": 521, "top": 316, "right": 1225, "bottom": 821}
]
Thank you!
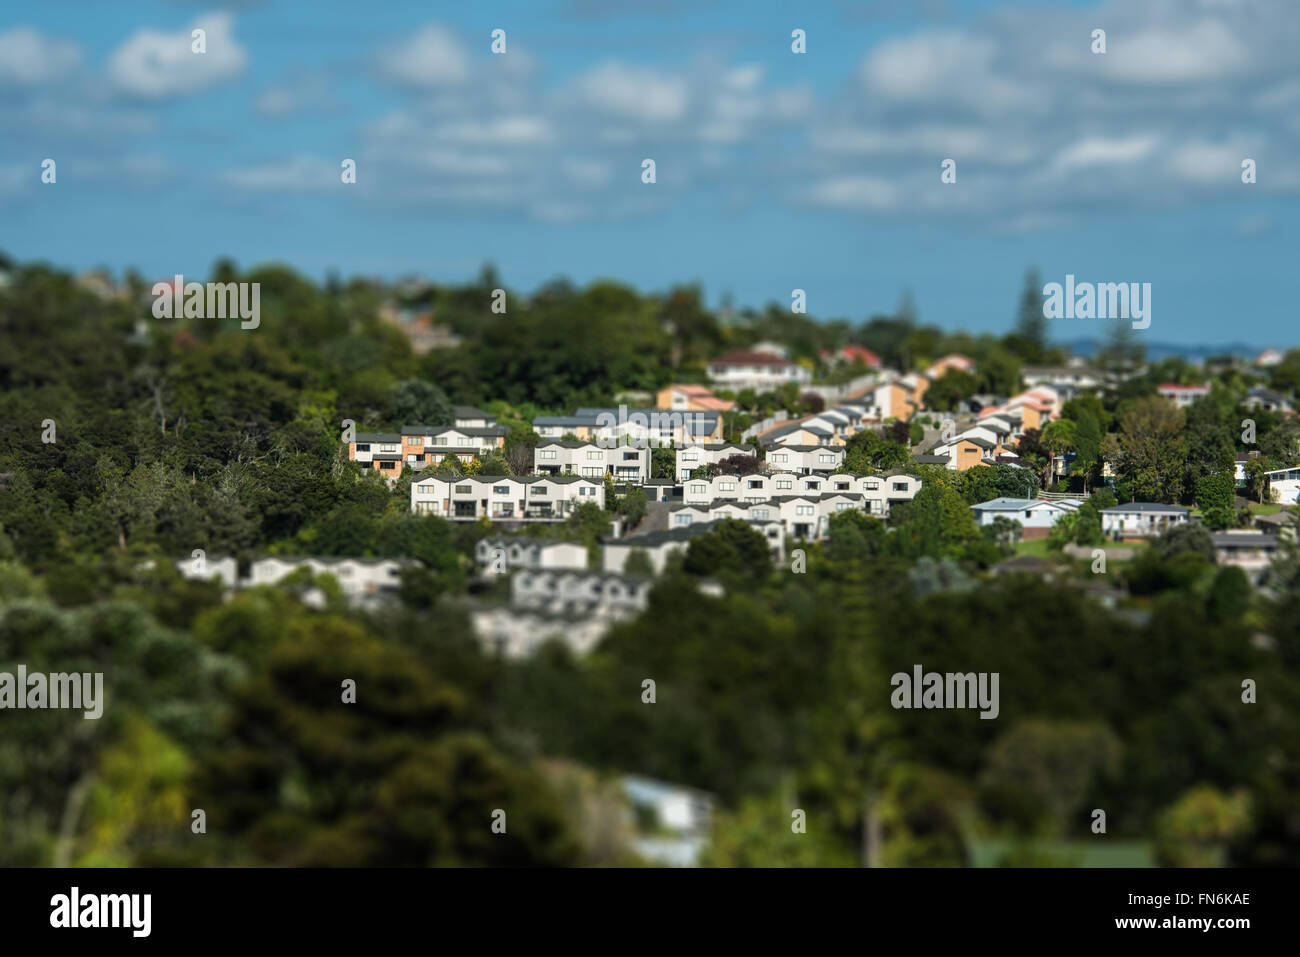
[
  {"left": 764, "top": 444, "right": 845, "bottom": 475},
  {"left": 180, "top": 555, "right": 406, "bottom": 608},
  {"left": 604, "top": 519, "right": 785, "bottom": 574},
  {"left": 474, "top": 538, "right": 589, "bottom": 575},
  {"left": 675, "top": 443, "right": 757, "bottom": 481},
  {"left": 534, "top": 440, "right": 651, "bottom": 483},
  {"left": 1157, "top": 384, "right": 1211, "bottom": 408},
  {"left": 970, "top": 497, "right": 1072, "bottom": 539},
  {"left": 411, "top": 474, "right": 605, "bottom": 520},
  {"left": 1101, "top": 502, "right": 1192, "bottom": 538},
  {"left": 1264, "top": 465, "right": 1300, "bottom": 505},
  {"left": 707, "top": 350, "right": 812, "bottom": 392}
]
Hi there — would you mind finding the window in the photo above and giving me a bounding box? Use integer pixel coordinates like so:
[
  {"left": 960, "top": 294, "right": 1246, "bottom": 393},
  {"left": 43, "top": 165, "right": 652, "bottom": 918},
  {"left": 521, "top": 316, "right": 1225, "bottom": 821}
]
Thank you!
[
  {"left": 380, "top": 461, "right": 395, "bottom": 470},
  {"left": 456, "top": 484, "right": 471, "bottom": 494},
  {"left": 355, "top": 444, "right": 370, "bottom": 452},
  {"left": 892, "top": 482, "right": 908, "bottom": 492},
  {"left": 582, "top": 467, "right": 602, "bottom": 478},
  {"left": 748, "top": 479, "right": 762, "bottom": 489},
  {"left": 378, "top": 443, "right": 399, "bottom": 453},
  {"left": 586, "top": 451, "right": 602, "bottom": 461},
  {"left": 532, "top": 487, "right": 548, "bottom": 496},
  {"left": 806, "top": 481, "right": 820, "bottom": 490},
  {"left": 776, "top": 479, "right": 792, "bottom": 490},
  {"left": 690, "top": 484, "right": 707, "bottom": 495},
  {"left": 719, "top": 481, "right": 737, "bottom": 492},
  {"left": 682, "top": 452, "right": 698, "bottom": 462},
  {"left": 623, "top": 452, "right": 639, "bottom": 461},
  {"left": 796, "top": 505, "right": 814, "bottom": 516},
  {"left": 674, "top": 514, "right": 693, "bottom": 526},
  {"left": 540, "top": 450, "right": 557, "bottom": 460},
  {"left": 494, "top": 486, "right": 509, "bottom": 495},
  {"left": 819, "top": 454, "right": 836, "bottom": 464},
  {"left": 771, "top": 454, "right": 787, "bottom": 463},
  {"left": 753, "top": 508, "right": 771, "bottom": 519}
]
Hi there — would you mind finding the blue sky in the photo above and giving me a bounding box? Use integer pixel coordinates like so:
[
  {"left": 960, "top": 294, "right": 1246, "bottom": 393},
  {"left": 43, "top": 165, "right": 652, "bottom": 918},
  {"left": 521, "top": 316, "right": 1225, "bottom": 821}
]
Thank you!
[{"left": 2, "top": 0, "right": 1296, "bottom": 347}]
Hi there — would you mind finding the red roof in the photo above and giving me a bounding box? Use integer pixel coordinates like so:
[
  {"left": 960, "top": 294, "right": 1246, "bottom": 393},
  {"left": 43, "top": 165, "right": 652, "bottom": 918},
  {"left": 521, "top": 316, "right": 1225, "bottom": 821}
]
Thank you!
[{"left": 1157, "top": 383, "right": 1210, "bottom": 392}]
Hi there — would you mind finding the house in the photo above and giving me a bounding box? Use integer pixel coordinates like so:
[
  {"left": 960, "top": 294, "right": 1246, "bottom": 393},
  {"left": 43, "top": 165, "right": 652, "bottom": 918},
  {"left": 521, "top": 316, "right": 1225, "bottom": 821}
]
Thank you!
[
  {"left": 349, "top": 422, "right": 508, "bottom": 475},
  {"left": 534, "top": 440, "right": 651, "bottom": 483},
  {"left": 604, "top": 519, "right": 784, "bottom": 574},
  {"left": 349, "top": 432, "right": 404, "bottom": 476},
  {"left": 1101, "top": 502, "right": 1192, "bottom": 539},
  {"left": 924, "top": 354, "right": 976, "bottom": 379},
  {"left": 180, "top": 555, "right": 406, "bottom": 608},
  {"left": 1020, "top": 365, "right": 1106, "bottom": 392},
  {"left": 1211, "top": 531, "right": 1280, "bottom": 584},
  {"left": 532, "top": 407, "right": 724, "bottom": 447},
  {"left": 453, "top": 405, "right": 498, "bottom": 429},
  {"left": 763, "top": 444, "right": 845, "bottom": 475},
  {"left": 410, "top": 474, "right": 605, "bottom": 521},
  {"left": 820, "top": 344, "right": 881, "bottom": 369},
  {"left": 759, "top": 418, "right": 837, "bottom": 448},
  {"left": 642, "top": 477, "right": 681, "bottom": 502},
  {"left": 1264, "top": 465, "right": 1300, "bottom": 505},
  {"left": 1157, "top": 383, "right": 1211, "bottom": 408},
  {"left": 1252, "top": 510, "right": 1298, "bottom": 541},
  {"left": 474, "top": 537, "right": 589, "bottom": 575},
  {"left": 675, "top": 442, "right": 756, "bottom": 481},
  {"left": 621, "top": 775, "right": 715, "bottom": 868},
  {"left": 970, "top": 498, "right": 1072, "bottom": 539},
  {"left": 1243, "top": 387, "right": 1294, "bottom": 414},
  {"left": 1255, "top": 349, "right": 1285, "bottom": 367},
  {"left": 707, "top": 349, "right": 812, "bottom": 392},
  {"left": 655, "top": 384, "right": 736, "bottom": 413}
]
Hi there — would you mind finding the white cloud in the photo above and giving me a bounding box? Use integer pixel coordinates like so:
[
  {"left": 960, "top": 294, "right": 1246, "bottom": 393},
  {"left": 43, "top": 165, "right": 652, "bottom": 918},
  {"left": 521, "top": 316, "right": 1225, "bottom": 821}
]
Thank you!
[
  {"left": 1053, "top": 135, "right": 1161, "bottom": 171},
  {"left": 108, "top": 13, "right": 247, "bottom": 98},
  {"left": 1099, "top": 19, "right": 1250, "bottom": 84},
  {"left": 378, "top": 25, "right": 469, "bottom": 87},
  {"left": 0, "top": 27, "right": 82, "bottom": 87},
  {"left": 573, "top": 62, "right": 689, "bottom": 121}
]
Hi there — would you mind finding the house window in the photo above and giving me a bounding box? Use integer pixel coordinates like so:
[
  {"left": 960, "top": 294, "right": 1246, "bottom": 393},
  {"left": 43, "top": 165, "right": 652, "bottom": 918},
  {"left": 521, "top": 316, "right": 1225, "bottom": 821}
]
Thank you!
[
  {"left": 623, "top": 452, "right": 639, "bottom": 461},
  {"left": 540, "top": 450, "right": 557, "bottom": 460},
  {"left": 719, "top": 481, "right": 737, "bottom": 492},
  {"left": 582, "top": 467, "right": 602, "bottom": 478},
  {"left": 586, "top": 451, "right": 602, "bottom": 461},
  {"left": 494, "top": 486, "right": 509, "bottom": 495},
  {"left": 776, "top": 480, "right": 792, "bottom": 490},
  {"left": 532, "top": 487, "right": 548, "bottom": 496},
  {"left": 682, "top": 452, "right": 698, "bottom": 462},
  {"left": 892, "top": 482, "right": 908, "bottom": 492},
  {"left": 806, "top": 481, "right": 820, "bottom": 490},
  {"left": 456, "top": 485, "right": 471, "bottom": 494},
  {"left": 355, "top": 444, "right": 370, "bottom": 452},
  {"left": 796, "top": 505, "right": 814, "bottom": 516},
  {"left": 674, "top": 514, "right": 693, "bottom": 526},
  {"left": 748, "top": 479, "right": 762, "bottom": 489},
  {"left": 690, "top": 484, "right": 707, "bottom": 495},
  {"left": 819, "top": 454, "right": 836, "bottom": 464},
  {"left": 379, "top": 461, "right": 395, "bottom": 470},
  {"left": 753, "top": 508, "right": 771, "bottom": 519},
  {"left": 378, "top": 444, "right": 399, "bottom": 453}
]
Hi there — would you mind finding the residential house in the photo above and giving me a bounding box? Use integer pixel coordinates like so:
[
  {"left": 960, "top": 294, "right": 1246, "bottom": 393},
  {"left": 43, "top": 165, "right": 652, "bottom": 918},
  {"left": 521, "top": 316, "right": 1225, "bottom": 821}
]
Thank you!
[
  {"left": 621, "top": 775, "right": 715, "bottom": 868},
  {"left": 534, "top": 440, "right": 651, "bottom": 483},
  {"left": 675, "top": 442, "right": 756, "bottom": 481},
  {"left": 820, "top": 344, "right": 882, "bottom": 369},
  {"left": 707, "top": 349, "right": 812, "bottom": 392},
  {"left": 1243, "top": 387, "right": 1294, "bottom": 414},
  {"left": 180, "top": 555, "right": 406, "bottom": 609},
  {"left": 410, "top": 474, "right": 604, "bottom": 520},
  {"left": 655, "top": 383, "right": 736, "bottom": 413},
  {"left": 925, "top": 354, "right": 976, "bottom": 379},
  {"left": 1157, "top": 383, "right": 1211, "bottom": 408},
  {"left": 1101, "top": 502, "right": 1192, "bottom": 539},
  {"left": 1264, "top": 465, "right": 1300, "bottom": 505},
  {"left": 474, "top": 537, "right": 589, "bottom": 575},
  {"left": 764, "top": 444, "right": 845, "bottom": 475},
  {"left": 1020, "top": 365, "right": 1106, "bottom": 392},
  {"left": 1211, "top": 531, "right": 1281, "bottom": 584},
  {"left": 604, "top": 520, "right": 785, "bottom": 574},
  {"left": 533, "top": 407, "right": 724, "bottom": 446},
  {"left": 970, "top": 497, "right": 1072, "bottom": 539}
]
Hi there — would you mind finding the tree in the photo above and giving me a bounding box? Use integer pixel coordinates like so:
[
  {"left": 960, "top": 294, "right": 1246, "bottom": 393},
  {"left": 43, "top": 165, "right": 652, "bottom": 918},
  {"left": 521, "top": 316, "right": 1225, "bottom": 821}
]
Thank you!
[
  {"left": 1114, "top": 397, "right": 1189, "bottom": 502},
  {"left": 891, "top": 483, "right": 982, "bottom": 560},
  {"left": 1071, "top": 410, "right": 1102, "bottom": 494},
  {"left": 389, "top": 379, "right": 452, "bottom": 426},
  {"left": 1194, "top": 470, "right": 1236, "bottom": 531},
  {"left": 683, "top": 519, "right": 772, "bottom": 581},
  {"left": 1009, "top": 268, "right": 1047, "bottom": 362}
]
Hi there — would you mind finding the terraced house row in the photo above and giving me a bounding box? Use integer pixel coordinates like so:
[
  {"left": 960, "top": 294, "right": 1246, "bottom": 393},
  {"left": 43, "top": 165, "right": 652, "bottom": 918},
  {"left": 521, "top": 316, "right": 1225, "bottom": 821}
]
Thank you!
[
  {"left": 410, "top": 474, "right": 604, "bottom": 521},
  {"left": 349, "top": 406, "right": 507, "bottom": 473}
]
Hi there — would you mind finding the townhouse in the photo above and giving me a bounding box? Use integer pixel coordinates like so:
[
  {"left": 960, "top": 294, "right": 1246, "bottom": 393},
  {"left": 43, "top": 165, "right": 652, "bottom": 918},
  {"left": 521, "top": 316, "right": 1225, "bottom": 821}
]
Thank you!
[
  {"left": 410, "top": 474, "right": 605, "bottom": 521},
  {"left": 1244, "top": 387, "right": 1294, "bottom": 414},
  {"left": 820, "top": 344, "right": 881, "bottom": 369},
  {"left": 706, "top": 349, "right": 812, "bottom": 392},
  {"left": 350, "top": 415, "right": 508, "bottom": 474},
  {"left": 925, "top": 354, "right": 976, "bottom": 379},
  {"left": 1020, "top": 365, "right": 1107, "bottom": 392},
  {"left": 179, "top": 555, "right": 406, "bottom": 608},
  {"left": 764, "top": 444, "right": 846, "bottom": 475},
  {"left": 534, "top": 440, "right": 651, "bottom": 483},
  {"left": 603, "top": 520, "right": 782, "bottom": 575},
  {"left": 474, "top": 537, "right": 589, "bottom": 575},
  {"left": 930, "top": 427, "right": 1012, "bottom": 471},
  {"left": 1211, "top": 531, "right": 1281, "bottom": 584},
  {"left": 532, "top": 407, "right": 724, "bottom": 446},
  {"left": 675, "top": 442, "right": 756, "bottom": 481}
]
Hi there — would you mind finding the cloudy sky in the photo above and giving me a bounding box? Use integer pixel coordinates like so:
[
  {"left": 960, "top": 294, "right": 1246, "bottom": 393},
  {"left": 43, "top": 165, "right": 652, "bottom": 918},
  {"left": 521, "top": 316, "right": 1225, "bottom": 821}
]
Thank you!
[{"left": 2, "top": 0, "right": 1296, "bottom": 346}]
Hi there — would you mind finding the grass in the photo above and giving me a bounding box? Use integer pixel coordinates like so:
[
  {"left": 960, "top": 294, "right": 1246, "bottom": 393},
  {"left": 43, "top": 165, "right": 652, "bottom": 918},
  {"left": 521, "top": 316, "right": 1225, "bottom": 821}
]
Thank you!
[
  {"left": 1248, "top": 503, "right": 1285, "bottom": 515},
  {"left": 1014, "top": 538, "right": 1052, "bottom": 557}
]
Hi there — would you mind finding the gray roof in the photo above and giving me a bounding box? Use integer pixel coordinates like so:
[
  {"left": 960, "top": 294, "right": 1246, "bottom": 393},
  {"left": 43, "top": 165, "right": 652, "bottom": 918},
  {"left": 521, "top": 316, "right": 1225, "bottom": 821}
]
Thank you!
[
  {"left": 971, "top": 497, "right": 1056, "bottom": 511},
  {"left": 912, "top": 454, "right": 951, "bottom": 465},
  {"left": 769, "top": 444, "right": 843, "bottom": 454},
  {"left": 454, "top": 405, "right": 494, "bottom": 419},
  {"left": 1100, "top": 502, "right": 1191, "bottom": 514},
  {"left": 412, "top": 473, "right": 602, "bottom": 486},
  {"left": 355, "top": 432, "right": 401, "bottom": 443},
  {"left": 1211, "top": 532, "right": 1278, "bottom": 548}
]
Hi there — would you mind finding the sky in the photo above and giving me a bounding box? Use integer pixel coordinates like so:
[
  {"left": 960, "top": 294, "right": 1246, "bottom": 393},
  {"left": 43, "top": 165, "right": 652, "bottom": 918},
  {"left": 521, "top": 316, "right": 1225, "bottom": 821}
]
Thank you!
[{"left": 1, "top": 0, "right": 1297, "bottom": 348}]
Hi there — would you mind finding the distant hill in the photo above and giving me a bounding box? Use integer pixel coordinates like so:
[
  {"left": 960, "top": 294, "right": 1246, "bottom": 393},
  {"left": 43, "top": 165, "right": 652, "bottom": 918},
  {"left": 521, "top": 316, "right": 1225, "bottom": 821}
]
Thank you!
[{"left": 1055, "top": 338, "right": 1266, "bottom": 362}]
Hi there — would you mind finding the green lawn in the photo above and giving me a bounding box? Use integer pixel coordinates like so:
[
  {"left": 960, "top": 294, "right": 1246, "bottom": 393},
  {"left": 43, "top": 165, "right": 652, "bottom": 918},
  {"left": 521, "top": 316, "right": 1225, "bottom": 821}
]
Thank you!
[
  {"left": 1014, "top": 538, "right": 1052, "bottom": 557},
  {"left": 1248, "top": 503, "right": 1285, "bottom": 515}
]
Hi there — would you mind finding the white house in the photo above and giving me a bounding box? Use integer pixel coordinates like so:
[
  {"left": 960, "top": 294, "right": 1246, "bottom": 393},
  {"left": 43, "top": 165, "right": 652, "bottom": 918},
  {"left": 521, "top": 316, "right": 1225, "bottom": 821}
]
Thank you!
[
  {"left": 707, "top": 349, "right": 812, "bottom": 392},
  {"left": 1264, "top": 465, "right": 1300, "bottom": 505},
  {"left": 1211, "top": 531, "right": 1281, "bottom": 584},
  {"left": 675, "top": 442, "right": 756, "bottom": 481},
  {"left": 621, "top": 775, "right": 715, "bottom": 868},
  {"left": 764, "top": 444, "right": 845, "bottom": 475},
  {"left": 178, "top": 556, "right": 406, "bottom": 608},
  {"left": 410, "top": 474, "right": 604, "bottom": 520},
  {"left": 1101, "top": 502, "right": 1192, "bottom": 538},
  {"left": 534, "top": 440, "right": 651, "bottom": 483},
  {"left": 970, "top": 497, "right": 1072, "bottom": 539},
  {"left": 474, "top": 537, "right": 589, "bottom": 575},
  {"left": 1157, "top": 383, "right": 1211, "bottom": 408}
]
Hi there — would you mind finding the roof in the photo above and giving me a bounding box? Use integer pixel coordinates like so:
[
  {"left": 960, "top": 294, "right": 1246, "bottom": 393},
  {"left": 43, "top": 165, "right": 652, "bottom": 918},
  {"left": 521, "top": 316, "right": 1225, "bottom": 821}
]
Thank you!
[
  {"left": 1211, "top": 532, "right": 1278, "bottom": 548},
  {"left": 1100, "top": 502, "right": 1192, "bottom": 514},
  {"left": 971, "top": 497, "right": 1063, "bottom": 511},
  {"left": 355, "top": 432, "right": 401, "bottom": 443},
  {"left": 454, "top": 405, "right": 493, "bottom": 419},
  {"left": 767, "top": 444, "right": 843, "bottom": 454},
  {"left": 1156, "top": 383, "right": 1211, "bottom": 393},
  {"left": 708, "top": 350, "right": 795, "bottom": 367},
  {"left": 412, "top": 474, "right": 603, "bottom": 486},
  {"left": 912, "top": 454, "right": 951, "bottom": 465}
]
